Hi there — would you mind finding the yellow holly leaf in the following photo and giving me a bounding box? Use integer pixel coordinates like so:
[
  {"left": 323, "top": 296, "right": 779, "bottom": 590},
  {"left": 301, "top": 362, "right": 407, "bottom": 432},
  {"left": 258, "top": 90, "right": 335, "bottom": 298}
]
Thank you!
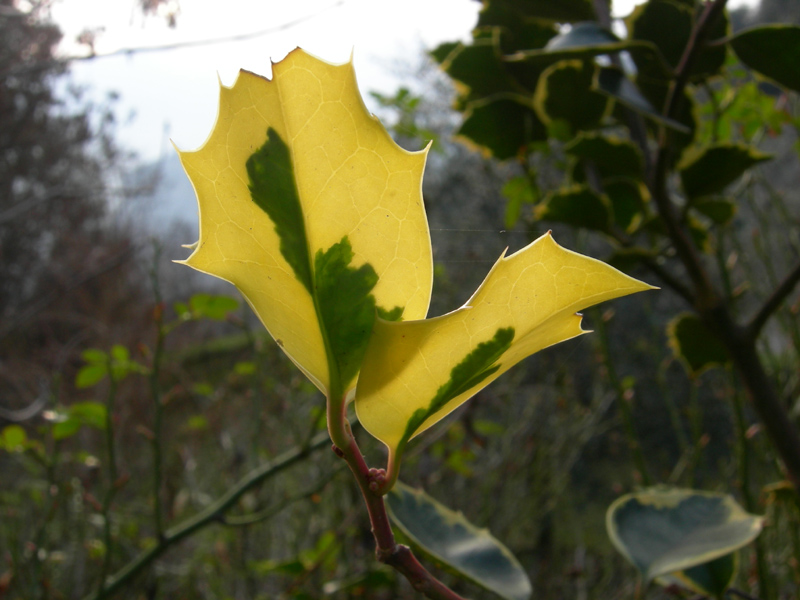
[
  {"left": 355, "top": 232, "right": 654, "bottom": 486},
  {"left": 176, "top": 49, "right": 433, "bottom": 399}
]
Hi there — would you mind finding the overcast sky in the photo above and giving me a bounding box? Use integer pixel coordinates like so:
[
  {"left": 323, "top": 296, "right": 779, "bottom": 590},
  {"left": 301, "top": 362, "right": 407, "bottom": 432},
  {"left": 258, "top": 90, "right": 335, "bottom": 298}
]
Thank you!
[{"left": 49, "top": 0, "right": 754, "bottom": 162}]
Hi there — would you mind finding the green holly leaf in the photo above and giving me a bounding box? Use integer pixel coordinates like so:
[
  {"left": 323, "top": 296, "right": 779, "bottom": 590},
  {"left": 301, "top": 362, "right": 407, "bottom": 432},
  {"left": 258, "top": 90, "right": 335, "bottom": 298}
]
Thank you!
[
  {"left": 607, "top": 487, "right": 763, "bottom": 594},
  {"left": 387, "top": 481, "right": 532, "bottom": 600}
]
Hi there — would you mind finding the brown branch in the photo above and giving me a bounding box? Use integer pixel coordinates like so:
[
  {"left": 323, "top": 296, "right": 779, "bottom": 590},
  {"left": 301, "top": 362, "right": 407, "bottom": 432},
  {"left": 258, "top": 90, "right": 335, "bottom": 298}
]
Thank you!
[{"left": 746, "top": 257, "right": 800, "bottom": 340}]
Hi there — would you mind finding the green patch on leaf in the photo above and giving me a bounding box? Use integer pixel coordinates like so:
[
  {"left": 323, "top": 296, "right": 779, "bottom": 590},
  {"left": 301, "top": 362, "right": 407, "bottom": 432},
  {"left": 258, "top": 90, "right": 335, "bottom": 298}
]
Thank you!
[
  {"left": 679, "top": 143, "right": 771, "bottom": 200},
  {"left": 387, "top": 481, "right": 532, "bottom": 600},
  {"left": 668, "top": 313, "right": 729, "bottom": 376},
  {"left": 731, "top": 25, "right": 800, "bottom": 92},
  {"left": 247, "top": 127, "right": 313, "bottom": 294},
  {"left": 403, "top": 327, "right": 514, "bottom": 446},
  {"left": 377, "top": 306, "right": 404, "bottom": 321},
  {"left": 315, "top": 237, "right": 399, "bottom": 392}
]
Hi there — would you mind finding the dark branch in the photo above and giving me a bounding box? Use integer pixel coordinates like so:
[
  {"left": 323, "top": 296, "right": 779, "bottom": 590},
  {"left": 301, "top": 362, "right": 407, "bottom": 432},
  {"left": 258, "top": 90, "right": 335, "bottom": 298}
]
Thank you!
[
  {"left": 746, "top": 257, "right": 800, "bottom": 340},
  {"left": 85, "top": 432, "right": 331, "bottom": 600},
  {"left": 650, "top": 0, "right": 730, "bottom": 308}
]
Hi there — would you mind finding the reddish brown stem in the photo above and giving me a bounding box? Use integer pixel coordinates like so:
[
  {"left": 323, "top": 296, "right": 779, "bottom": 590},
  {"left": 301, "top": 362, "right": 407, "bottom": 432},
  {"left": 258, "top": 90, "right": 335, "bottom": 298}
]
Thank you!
[{"left": 328, "top": 398, "right": 468, "bottom": 600}]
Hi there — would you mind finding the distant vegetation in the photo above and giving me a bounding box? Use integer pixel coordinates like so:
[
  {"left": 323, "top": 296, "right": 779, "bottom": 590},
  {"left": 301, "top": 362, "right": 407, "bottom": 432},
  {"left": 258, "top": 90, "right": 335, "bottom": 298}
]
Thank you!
[{"left": 1, "top": 0, "right": 799, "bottom": 599}]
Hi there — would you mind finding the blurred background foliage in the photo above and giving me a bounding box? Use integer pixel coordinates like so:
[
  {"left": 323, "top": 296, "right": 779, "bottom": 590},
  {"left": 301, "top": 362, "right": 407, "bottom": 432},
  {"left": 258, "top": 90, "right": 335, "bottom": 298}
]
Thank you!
[{"left": 1, "top": 0, "right": 799, "bottom": 598}]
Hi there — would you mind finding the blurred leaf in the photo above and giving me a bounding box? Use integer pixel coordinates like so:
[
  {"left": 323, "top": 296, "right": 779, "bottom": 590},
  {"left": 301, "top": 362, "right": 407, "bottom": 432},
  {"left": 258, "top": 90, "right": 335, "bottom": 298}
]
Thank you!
[
  {"left": 69, "top": 402, "right": 107, "bottom": 430},
  {"left": 52, "top": 418, "right": 82, "bottom": 441},
  {"left": 81, "top": 348, "right": 107, "bottom": 364},
  {"left": 189, "top": 294, "right": 240, "bottom": 321},
  {"left": 494, "top": 0, "right": 594, "bottom": 22},
  {"left": 678, "top": 143, "right": 771, "bottom": 199},
  {"left": 731, "top": 25, "right": 800, "bottom": 92},
  {"left": 642, "top": 213, "right": 710, "bottom": 252},
  {"left": 437, "top": 38, "right": 522, "bottom": 105},
  {"left": 473, "top": 419, "right": 506, "bottom": 437},
  {"left": 249, "top": 558, "right": 306, "bottom": 576},
  {"left": 607, "top": 487, "right": 762, "bottom": 589},
  {"left": 607, "top": 247, "right": 658, "bottom": 272},
  {"left": 300, "top": 530, "right": 339, "bottom": 570},
  {"left": 565, "top": 133, "right": 644, "bottom": 180},
  {"left": 173, "top": 301, "right": 189, "bottom": 318},
  {"left": 533, "top": 60, "right": 610, "bottom": 133},
  {"left": 506, "top": 21, "right": 653, "bottom": 66},
  {"left": 667, "top": 313, "right": 730, "bottom": 375},
  {"left": 632, "top": 1, "right": 727, "bottom": 81},
  {"left": 387, "top": 481, "right": 532, "bottom": 600},
  {"left": 110, "top": 345, "right": 129, "bottom": 362},
  {"left": 535, "top": 185, "right": 612, "bottom": 232},
  {"left": 546, "top": 21, "right": 620, "bottom": 49},
  {"left": 192, "top": 383, "right": 214, "bottom": 396},
  {"left": 694, "top": 198, "right": 737, "bottom": 225},
  {"left": 430, "top": 41, "right": 460, "bottom": 65},
  {"left": 604, "top": 178, "right": 648, "bottom": 233},
  {"left": 185, "top": 415, "right": 209, "bottom": 431},
  {"left": 458, "top": 97, "right": 546, "bottom": 160},
  {"left": 1, "top": 425, "right": 27, "bottom": 451},
  {"left": 234, "top": 361, "right": 257, "bottom": 376},
  {"left": 322, "top": 570, "right": 394, "bottom": 594},
  {"left": 691, "top": 5, "right": 729, "bottom": 80},
  {"left": 75, "top": 364, "right": 108, "bottom": 389},
  {"left": 502, "top": 176, "right": 538, "bottom": 228},
  {"left": 595, "top": 67, "right": 691, "bottom": 133},
  {"left": 626, "top": 0, "right": 690, "bottom": 70},
  {"left": 660, "top": 553, "right": 738, "bottom": 598},
  {"left": 476, "top": 2, "right": 557, "bottom": 54}
]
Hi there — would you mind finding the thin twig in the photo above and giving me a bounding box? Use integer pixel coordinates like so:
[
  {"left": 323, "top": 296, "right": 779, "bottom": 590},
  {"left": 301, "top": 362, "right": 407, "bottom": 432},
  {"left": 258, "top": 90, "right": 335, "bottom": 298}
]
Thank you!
[
  {"left": 221, "top": 465, "right": 346, "bottom": 527},
  {"left": 148, "top": 243, "right": 166, "bottom": 540},
  {"left": 746, "top": 258, "right": 800, "bottom": 340},
  {"left": 84, "top": 431, "right": 331, "bottom": 600},
  {"left": 593, "top": 308, "right": 652, "bottom": 485},
  {"left": 650, "top": 0, "right": 729, "bottom": 307},
  {"left": 96, "top": 372, "right": 119, "bottom": 597},
  {"left": 727, "top": 587, "right": 763, "bottom": 600},
  {"left": 65, "top": 1, "right": 345, "bottom": 62}
]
